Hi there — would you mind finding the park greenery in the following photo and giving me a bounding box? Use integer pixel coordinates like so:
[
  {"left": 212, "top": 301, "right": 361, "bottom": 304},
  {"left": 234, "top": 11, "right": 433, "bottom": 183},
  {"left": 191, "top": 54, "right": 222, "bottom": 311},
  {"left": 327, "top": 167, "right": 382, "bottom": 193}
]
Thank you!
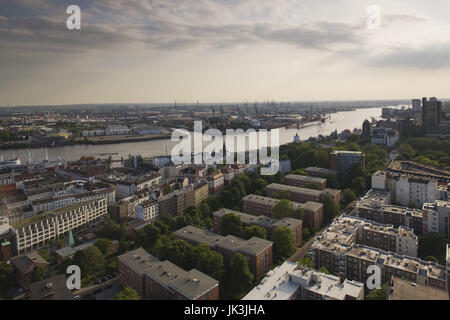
[
  {"left": 114, "top": 286, "right": 140, "bottom": 300},
  {"left": 397, "top": 137, "right": 450, "bottom": 170},
  {"left": 418, "top": 232, "right": 449, "bottom": 265}
]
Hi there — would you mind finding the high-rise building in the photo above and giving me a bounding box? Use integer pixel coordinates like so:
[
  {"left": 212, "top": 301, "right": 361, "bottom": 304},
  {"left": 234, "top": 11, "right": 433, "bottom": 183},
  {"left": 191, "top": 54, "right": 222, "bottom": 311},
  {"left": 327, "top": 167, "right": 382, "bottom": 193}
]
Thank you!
[
  {"left": 422, "top": 97, "right": 442, "bottom": 134},
  {"left": 330, "top": 151, "right": 365, "bottom": 181},
  {"left": 412, "top": 99, "right": 422, "bottom": 112},
  {"left": 362, "top": 119, "right": 372, "bottom": 141}
]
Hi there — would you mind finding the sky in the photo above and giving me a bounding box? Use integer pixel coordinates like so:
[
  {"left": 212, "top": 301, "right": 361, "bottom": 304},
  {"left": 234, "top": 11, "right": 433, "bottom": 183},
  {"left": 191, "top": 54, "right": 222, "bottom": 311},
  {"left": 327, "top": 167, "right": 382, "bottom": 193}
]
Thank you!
[{"left": 1, "top": 0, "right": 450, "bottom": 106}]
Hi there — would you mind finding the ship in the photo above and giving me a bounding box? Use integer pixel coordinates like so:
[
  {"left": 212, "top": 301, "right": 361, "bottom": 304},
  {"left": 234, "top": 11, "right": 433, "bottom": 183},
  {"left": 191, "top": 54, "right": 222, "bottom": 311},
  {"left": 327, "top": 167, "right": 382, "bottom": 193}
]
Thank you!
[{"left": 0, "top": 157, "right": 21, "bottom": 168}]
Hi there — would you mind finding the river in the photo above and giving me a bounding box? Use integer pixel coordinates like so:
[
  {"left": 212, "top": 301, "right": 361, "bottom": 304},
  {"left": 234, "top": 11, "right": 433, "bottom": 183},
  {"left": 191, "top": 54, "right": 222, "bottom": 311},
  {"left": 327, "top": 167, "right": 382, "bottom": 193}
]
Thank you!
[{"left": 0, "top": 107, "right": 384, "bottom": 162}]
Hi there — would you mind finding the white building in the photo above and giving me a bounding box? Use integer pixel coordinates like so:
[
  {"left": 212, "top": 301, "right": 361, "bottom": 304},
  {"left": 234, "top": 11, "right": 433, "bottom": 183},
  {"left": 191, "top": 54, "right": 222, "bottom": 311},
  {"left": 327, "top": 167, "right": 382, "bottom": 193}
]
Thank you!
[
  {"left": 422, "top": 200, "right": 450, "bottom": 237},
  {"left": 113, "top": 175, "right": 161, "bottom": 199},
  {"left": 105, "top": 125, "right": 131, "bottom": 136},
  {"left": 396, "top": 175, "right": 437, "bottom": 208},
  {"left": 135, "top": 199, "right": 159, "bottom": 222},
  {"left": 243, "top": 261, "right": 365, "bottom": 300},
  {"left": 13, "top": 198, "right": 108, "bottom": 254},
  {"left": 153, "top": 156, "right": 171, "bottom": 168}
]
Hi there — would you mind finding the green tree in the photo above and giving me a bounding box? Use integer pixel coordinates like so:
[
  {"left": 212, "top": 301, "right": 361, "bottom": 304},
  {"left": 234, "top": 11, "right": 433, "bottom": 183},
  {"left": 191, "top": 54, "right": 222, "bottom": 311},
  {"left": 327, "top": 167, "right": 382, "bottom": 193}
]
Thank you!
[
  {"left": 135, "top": 224, "right": 161, "bottom": 252},
  {"left": 159, "top": 239, "right": 194, "bottom": 270},
  {"left": 418, "top": 233, "right": 448, "bottom": 264},
  {"left": 72, "top": 246, "right": 104, "bottom": 277},
  {"left": 272, "top": 227, "right": 296, "bottom": 261},
  {"left": 220, "top": 213, "right": 243, "bottom": 237},
  {"left": 30, "top": 264, "right": 50, "bottom": 283},
  {"left": 319, "top": 266, "right": 330, "bottom": 275},
  {"left": 306, "top": 182, "right": 322, "bottom": 190},
  {"left": 351, "top": 176, "right": 366, "bottom": 195},
  {"left": 195, "top": 248, "right": 224, "bottom": 280},
  {"left": 114, "top": 286, "right": 139, "bottom": 300},
  {"left": 242, "top": 226, "right": 267, "bottom": 240},
  {"left": 423, "top": 256, "right": 439, "bottom": 263},
  {"left": 343, "top": 189, "right": 356, "bottom": 206},
  {"left": 162, "top": 184, "right": 173, "bottom": 195},
  {"left": 229, "top": 253, "right": 254, "bottom": 299},
  {"left": 95, "top": 238, "right": 112, "bottom": 256},
  {"left": 321, "top": 173, "right": 340, "bottom": 189},
  {"left": 365, "top": 283, "right": 387, "bottom": 300},
  {"left": 322, "top": 195, "right": 340, "bottom": 224},
  {"left": 271, "top": 199, "right": 303, "bottom": 219},
  {"left": 199, "top": 202, "right": 212, "bottom": 221},
  {"left": 56, "top": 239, "right": 66, "bottom": 249},
  {"left": 0, "top": 262, "right": 15, "bottom": 298},
  {"left": 298, "top": 256, "right": 314, "bottom": 268}
]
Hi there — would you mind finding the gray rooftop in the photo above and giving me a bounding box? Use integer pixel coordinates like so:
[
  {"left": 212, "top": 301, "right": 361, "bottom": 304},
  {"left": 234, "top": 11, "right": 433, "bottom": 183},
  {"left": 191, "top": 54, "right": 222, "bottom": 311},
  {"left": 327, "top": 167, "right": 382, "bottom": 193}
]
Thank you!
[
  {"left": 285, "top": 174, "right": 326, "bottom": 184},
  {"left": 239, "top": 237, "right": 273, "bottom": 256},
  {"left": 175, "top": 225, "right": 223, "bottom": 247},
  {"left": 168, "top": 269, "right": 219, "bottom": 300},
  {"left": 118, "top": 248, "right": 160, "bottom": 276}
]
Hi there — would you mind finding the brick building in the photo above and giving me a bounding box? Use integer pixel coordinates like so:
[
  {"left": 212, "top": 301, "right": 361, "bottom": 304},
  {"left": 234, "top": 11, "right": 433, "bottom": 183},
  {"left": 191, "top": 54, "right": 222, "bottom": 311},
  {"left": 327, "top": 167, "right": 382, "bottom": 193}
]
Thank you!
[
  {"left": 175, "top": 226, "right": 273, "bottom": 281},
  {"left": 118, "top": 248, "right": 219, "bottom": 300},
  {"left": 213, "top": 208, "right": 302, "bottom": 246},
  {"left": 242, "top": 194, "right": 323, "bottom": 230},
  {"left": 285, "top": 174, "right": 327, "bottom": 190}
]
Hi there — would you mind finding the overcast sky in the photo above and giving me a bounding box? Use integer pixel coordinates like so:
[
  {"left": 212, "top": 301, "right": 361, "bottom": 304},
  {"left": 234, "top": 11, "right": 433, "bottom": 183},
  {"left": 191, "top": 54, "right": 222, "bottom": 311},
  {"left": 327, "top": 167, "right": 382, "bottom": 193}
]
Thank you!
[{"left": 1, "top": 0, "right": 450, "bottom": 106}]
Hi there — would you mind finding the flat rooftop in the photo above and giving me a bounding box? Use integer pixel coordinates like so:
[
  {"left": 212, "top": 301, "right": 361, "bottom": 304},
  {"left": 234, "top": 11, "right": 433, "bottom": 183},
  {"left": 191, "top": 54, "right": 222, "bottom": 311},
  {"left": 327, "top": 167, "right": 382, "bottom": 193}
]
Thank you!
[
  {"left": 168, "top": 269, "right": 219, "bottom": 299},
  {"left": 243, "top": 261, "right": 299, "bottom": 300},
  {"left": 389, "top": 277, "right": 449, "bottom": 300},
  {"left": 285, "top": 174, "right": 326, "bottom": 184},
  {"left": 118, "top": 248, "right": 160, "bottom": 276},
  {"left": 174, "top": 225, "right": 223, "bottom": 247}
]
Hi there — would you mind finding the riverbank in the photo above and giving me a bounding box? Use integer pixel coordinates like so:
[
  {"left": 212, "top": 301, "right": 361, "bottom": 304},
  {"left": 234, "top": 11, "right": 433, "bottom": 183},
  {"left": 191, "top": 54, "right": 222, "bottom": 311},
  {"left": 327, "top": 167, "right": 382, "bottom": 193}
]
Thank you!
[{"left": 0, "top": 133, "right": 172, "bottom": 150}]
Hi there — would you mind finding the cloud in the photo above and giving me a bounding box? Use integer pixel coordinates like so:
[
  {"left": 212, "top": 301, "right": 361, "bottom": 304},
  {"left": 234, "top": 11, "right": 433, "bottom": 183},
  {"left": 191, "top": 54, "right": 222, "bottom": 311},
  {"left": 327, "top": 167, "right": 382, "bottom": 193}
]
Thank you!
[{"left": 367, "top": 42, "right": 450, "bottom": 69}]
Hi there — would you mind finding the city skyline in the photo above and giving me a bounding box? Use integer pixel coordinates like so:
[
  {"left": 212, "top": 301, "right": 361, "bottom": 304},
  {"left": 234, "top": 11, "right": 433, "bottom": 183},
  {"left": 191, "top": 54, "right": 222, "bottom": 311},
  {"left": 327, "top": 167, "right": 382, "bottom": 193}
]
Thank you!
[{"left": 1, "top": 0, "right": 450, "bottom": 106}]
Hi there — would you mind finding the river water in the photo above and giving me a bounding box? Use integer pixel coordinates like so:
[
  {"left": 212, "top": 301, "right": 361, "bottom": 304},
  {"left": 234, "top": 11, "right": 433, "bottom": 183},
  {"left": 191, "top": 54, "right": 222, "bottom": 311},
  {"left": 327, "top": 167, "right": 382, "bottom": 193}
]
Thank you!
[{"left": 0, "top": 107, "right": 384, "bottom": 162}]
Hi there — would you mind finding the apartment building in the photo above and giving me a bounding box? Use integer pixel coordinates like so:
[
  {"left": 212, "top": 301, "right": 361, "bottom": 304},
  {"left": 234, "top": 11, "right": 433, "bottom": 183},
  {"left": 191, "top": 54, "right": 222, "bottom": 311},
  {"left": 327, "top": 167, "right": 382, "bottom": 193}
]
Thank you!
[
  {"left": 213, "top": 208, "right": 302, "bottom": 246},
  {"left": 243, "top": 194, "right": 323, "bottom": 230},
  {"left": 208, "top": 173, "right": 224, "bottom": 194},
  {"left": 118, "top": 248, "right": 219, "bottom": 300},
  {"left": 266, "top": 183, "right": 341, "bottom": 207},
  {"left": 422, "top": 200, "right": 450, "bottom": 239},
  {"left": 330, "top": 151, "right": 365, "bottom": 181},
  {"left": 222, "top": 167, "right": 235, "bottom": 186},
  {"left": 305, "top": 167, "right": 338, "bottom": 178},
  {"left": 387, "top": 160, "right": 450, "bottom": 185},
  {"left": 104, "top": 175, "right": 161, "bottom": 199},
  {"left": 175, "top": 225, "right": 273, "bottom": 281},
  {"left": 356, "top": 189, "right": 423, "bottom": 234},
  {"left": 310, "top": 218, "right": 447, "bottom": 292},
  {"left": 243, "top": 261, "right": 364, "bottom": 300},
  {"left": 12, "top": 198, "right": 108, "bottom": 254},
  {"left": 135, "top": 199, "right": 159, "bottom": 222},
  {"left": 193, "top": 182, "right": 209, "bottom": 207},
  {"left": 159, "top": 186, "right": 194, "bottom": 217},
  {"left": 285, "top": 174, "right": 327, "bottom": 190}
]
